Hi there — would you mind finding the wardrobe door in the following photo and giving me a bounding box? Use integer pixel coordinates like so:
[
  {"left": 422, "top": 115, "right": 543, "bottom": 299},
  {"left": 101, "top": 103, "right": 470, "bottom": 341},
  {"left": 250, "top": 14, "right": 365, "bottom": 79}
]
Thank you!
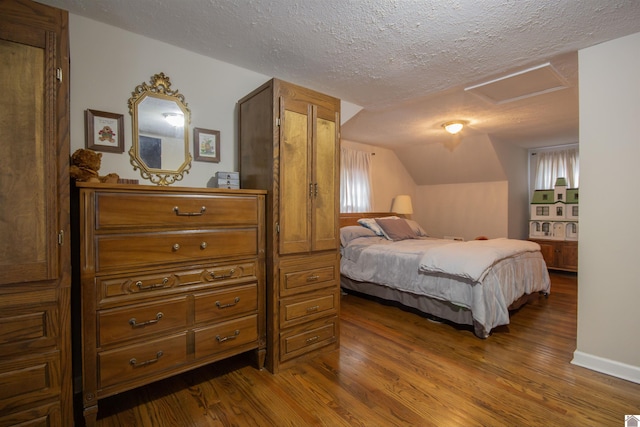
[
  {"left": 0, "top": 26, "right": 59, "bottom": 285},
  {"left": 311, "top": 106, "right": 339, "bottom": 252},
  {"left": 279, "top": 103, "right": 312, "bottom": 255}
]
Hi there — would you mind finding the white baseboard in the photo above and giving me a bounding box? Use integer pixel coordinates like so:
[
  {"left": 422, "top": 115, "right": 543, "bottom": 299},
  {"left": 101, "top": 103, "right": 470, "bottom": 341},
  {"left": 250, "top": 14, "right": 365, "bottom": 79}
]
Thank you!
[{"left": 572, "top": 350, "right": 640, "bottom": 384}]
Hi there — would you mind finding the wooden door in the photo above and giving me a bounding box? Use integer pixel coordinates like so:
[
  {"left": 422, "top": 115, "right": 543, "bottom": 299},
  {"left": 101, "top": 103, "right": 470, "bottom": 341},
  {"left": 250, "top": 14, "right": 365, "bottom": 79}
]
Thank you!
[
  {"left": 0, "top": 21, "right": 60, "bottom": 285},
  {"left": 311, "top": 106, "right": 339, "bottom": 251},
  {"left": 279, "top": 100, "right": 312, "bottom": 255}
]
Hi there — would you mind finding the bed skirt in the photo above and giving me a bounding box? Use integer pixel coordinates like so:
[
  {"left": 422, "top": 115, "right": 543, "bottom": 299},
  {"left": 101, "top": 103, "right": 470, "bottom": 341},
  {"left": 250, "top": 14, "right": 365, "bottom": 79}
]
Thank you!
[{"left": 340, "top": 275, "right": 540, "bottom": 338}]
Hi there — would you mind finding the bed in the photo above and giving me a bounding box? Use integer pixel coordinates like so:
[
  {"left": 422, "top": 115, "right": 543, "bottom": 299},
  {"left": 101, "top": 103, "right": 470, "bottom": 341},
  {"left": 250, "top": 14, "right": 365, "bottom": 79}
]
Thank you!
[{"left": 339, "top": 213, "right": 551, "bottom": 338}]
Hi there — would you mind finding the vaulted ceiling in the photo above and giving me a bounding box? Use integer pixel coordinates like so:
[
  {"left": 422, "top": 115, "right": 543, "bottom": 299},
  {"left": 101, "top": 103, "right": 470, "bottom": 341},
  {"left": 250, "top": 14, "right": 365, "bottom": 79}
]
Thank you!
[{"left": 37, "top": 0, "right": 640, "bottom": 183}]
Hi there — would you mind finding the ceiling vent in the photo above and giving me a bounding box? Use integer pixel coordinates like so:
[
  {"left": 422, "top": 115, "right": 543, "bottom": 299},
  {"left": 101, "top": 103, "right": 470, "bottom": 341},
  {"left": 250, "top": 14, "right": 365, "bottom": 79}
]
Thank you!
[{"left": 464, "top": 63, "right": 569, "bottom": 104}]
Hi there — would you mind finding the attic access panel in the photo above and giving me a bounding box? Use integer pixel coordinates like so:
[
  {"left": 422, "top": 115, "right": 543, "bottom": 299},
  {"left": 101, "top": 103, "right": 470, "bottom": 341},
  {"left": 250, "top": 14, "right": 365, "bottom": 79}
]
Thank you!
[{"left": 465, "top": 63, "right": 569, "bottom": 104}]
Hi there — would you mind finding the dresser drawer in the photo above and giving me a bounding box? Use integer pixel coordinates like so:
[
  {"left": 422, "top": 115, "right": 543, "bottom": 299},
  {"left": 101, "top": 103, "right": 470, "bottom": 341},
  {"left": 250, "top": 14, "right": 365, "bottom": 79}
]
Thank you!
[
  {"left": 279, "top": 317, "right": 338, "bottom": 362},
  {"left": 97, "top": 261, "right": 258, "bottom": 306},
  {"left": 98, "top": 333, "right": 187, "bottom": 389},
  {"left": 0, "top": 352, "right": 61, "bottom": 413},
  {"left": 194, "top": 314, "right": 258, "bottom": 359},
  {"left": 96, "top": 229, "right": 257, "bottom": 272},
  {"left": 194, "top": 284, "right": 258, "bottom": 324},
  {"left": 93, "top": 192, "right": 259, "bottom": 229},
  {"left": 279, "top": 259, "right": 337, "bottom": 297},
  {"left": 279, "top": 289, "right": 338, "bottom": 328},
  {"left": 98, "top": 297, "right": 188, "bottom": 347},
  {"left": 0, "top": 302, "right": 57, "bottom": 356},
  {"left": 0, "top": 401, "right": 61, "bottom": 427}
]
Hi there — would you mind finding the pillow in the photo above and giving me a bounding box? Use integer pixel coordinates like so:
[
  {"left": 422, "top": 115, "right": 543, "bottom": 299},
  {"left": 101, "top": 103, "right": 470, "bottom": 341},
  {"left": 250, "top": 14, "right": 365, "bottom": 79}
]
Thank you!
[
  {"left": 340, "top": 225, "right": 377, "bottom": 246},
  {"left": 357, "top": 217, "right": 397, "bottom": 237},
  {"left": 405, "top": 219, "right": 428, "bottom": 237},
  {"left": 374, "top": 217, "right": 417, "bottom": 241}
]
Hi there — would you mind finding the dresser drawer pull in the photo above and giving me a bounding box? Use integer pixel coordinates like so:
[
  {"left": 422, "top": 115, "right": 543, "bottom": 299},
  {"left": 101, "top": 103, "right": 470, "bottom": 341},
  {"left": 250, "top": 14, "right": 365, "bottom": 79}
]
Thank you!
[
  {"left": 216, "top": 330, "right": 240, "bottom": 343},
  {"left": 129, "top": 351, "right": 163, "bottom": 367},
  {"left": 305, "top": 335, "right": 320, "bottom": 344},
  {"left": 200, "top": 241, "right": 208, "bottom": 249},
  {"left": 306, "top": 305, "right": 320, "bottom": 312},
  {"left": 172, "top": 243, "right": 180, "bottom": 251},
  {"left": 129, "top": 312, "right": 163, "bottom": 328},
  {"left": 306, "top": 275, "right": 320, "bottom": 282},
  {"left": 135, "top": 278, "right": 169, "bottom": 291},
  {"left": 216, "top": 297, "right": 240, "bottom": 309},
  {"left": 211, "top": 268, "right": 236, "bottom": 280},
  {"left": 173, "top": 206, "right": 206, "bottom": 216}
]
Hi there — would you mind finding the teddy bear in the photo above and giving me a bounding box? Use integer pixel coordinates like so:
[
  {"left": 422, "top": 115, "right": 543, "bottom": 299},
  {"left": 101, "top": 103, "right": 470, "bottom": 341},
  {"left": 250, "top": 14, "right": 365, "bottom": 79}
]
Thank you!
[{"left": 69, "top": 148, "right": 119, "bottom": 183}]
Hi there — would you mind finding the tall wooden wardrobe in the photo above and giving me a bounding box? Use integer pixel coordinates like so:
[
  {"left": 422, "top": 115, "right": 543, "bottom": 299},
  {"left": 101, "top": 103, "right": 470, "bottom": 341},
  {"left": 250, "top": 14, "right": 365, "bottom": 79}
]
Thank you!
[
  {"left": 238, "top": 79, "right": 341, "bottom": 373},
  {"left": 0, "top": 0, "right": 72, "bottom": 425}
]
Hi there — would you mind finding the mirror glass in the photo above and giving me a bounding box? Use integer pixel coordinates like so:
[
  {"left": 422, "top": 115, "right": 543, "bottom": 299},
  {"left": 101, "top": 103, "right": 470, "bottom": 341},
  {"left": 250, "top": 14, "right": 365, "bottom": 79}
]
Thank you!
[{"left": 129, "top": 73, "right": 192, "bottom": 185}]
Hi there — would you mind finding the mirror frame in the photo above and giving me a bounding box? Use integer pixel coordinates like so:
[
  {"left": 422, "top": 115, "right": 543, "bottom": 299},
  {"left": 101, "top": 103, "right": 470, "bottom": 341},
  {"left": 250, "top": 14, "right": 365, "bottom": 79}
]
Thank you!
[{"left": 128, "top": 72, "right": 192, "bottom": 185}]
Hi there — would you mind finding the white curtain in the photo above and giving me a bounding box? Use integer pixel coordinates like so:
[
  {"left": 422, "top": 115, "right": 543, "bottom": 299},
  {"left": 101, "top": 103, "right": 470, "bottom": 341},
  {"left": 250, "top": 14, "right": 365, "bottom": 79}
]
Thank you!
[
  {"left": 534, "top": 147, "right": 579, "bottom": 189},
  {"left": 340, "top": 147, "right": 372, "bottom": 212}
]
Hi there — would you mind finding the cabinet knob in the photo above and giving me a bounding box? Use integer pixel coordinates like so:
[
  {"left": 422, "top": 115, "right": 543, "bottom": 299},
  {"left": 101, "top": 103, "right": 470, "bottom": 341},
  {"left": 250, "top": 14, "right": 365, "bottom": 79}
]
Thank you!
[
  {"left": 200, "top": 241, "right": 208, "bottom": 249},
  {"left": 172, "top": 243, "right": 180, "bottom": 251}
]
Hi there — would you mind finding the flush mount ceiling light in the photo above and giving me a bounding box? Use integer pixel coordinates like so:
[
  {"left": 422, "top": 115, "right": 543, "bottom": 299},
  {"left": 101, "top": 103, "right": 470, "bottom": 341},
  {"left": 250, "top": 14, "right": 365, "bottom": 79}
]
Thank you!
[
  {"left": 163, "top": 112, "right": 184, "bottom": 127},
  {"left": 442, "top": 121, "right": 465, "bottom": 135}
]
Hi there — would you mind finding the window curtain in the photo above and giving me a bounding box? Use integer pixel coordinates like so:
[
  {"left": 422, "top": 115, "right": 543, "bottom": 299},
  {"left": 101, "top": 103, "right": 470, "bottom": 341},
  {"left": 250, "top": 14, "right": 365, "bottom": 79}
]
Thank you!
[
  {"left": 534, "top": 147, "right": 579, "bottom": 189},
  {"left": 340, "top": 147, "right": 372, "bottom": 212}
]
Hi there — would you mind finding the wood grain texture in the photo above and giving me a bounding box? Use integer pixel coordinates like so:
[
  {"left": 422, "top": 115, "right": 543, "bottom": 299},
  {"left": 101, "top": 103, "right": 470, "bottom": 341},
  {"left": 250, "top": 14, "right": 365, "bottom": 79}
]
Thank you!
[{"left": 91, "top": 272, "right": 640, "bottom": 426}]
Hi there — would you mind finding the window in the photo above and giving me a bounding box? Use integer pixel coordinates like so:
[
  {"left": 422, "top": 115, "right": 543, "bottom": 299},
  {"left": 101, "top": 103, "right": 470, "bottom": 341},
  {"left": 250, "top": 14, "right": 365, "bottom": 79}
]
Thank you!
[
  {"left": 340, "top": 147, "right": 372, "bottom": 212},
  {"left": 536, "top": 206, "right": 549, "bottom": 216},
  {"left": 531, "top": 145, "right": 579, "bottom": 190}
]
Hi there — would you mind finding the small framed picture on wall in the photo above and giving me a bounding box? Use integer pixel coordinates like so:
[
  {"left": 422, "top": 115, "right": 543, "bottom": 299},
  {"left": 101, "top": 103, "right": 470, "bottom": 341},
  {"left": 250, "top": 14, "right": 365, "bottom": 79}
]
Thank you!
[
  {"left": 85, "top": 109, "right": 124, "bottom": 153},
  {"left": 193, "top": 127, "right": 220, "bottom": 163}
]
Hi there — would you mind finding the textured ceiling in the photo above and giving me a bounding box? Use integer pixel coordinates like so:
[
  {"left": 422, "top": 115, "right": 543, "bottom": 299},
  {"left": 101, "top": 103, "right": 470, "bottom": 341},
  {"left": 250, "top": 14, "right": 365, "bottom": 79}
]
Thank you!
[{"left": 36, "top": 0, "right": 640, "bottom": 160}]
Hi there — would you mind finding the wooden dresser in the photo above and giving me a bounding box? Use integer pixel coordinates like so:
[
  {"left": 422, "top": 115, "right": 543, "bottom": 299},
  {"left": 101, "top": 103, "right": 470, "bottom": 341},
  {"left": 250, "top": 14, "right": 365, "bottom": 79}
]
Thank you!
[
  {"left": 238, "top": 79, "right": 341, "bottom": 372},
  {"left": 530, "top": 239, "right": 578, "bottom": 272},
  {"left": 74, "top": 183, "right": 266, "bottom": 426}
]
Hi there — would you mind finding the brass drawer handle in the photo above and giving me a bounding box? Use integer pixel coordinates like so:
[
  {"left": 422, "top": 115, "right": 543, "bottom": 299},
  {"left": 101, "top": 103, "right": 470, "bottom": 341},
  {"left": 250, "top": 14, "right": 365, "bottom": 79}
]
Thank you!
[
  {"left": 135, "top": 278, "right": 168, "bottom": 291},
  {"left": 306, "top": 275, "right": 320, "bottom": 282},
  {"left": 129, "top": 312, "right": 163, "bottom": 328},
  {"left": 306, "top": 305, "right": 320, "bottom": 312},
  {"left": 200, "top": 241, "right": 208, "bottom": 249},
  {"left": 129, "top": 351, "right": 163, "bottom": 367},
  {"left": 305, "top": 335, "right": 320, "bottom": 344},
  {"left": 216, "top": 297, "right": 240, "bottom": 309},
  {"left": 172, "top": 243, "right": 180, "bottom": 251},
  {"left": 211, "top": 268, "right": 236, "bottom": 280},
  {"left": 216, "top": 330, "right": 240, "bottom": 343},
  {"left": 173, "top": 206, "right": 206, "bottom": 216}
]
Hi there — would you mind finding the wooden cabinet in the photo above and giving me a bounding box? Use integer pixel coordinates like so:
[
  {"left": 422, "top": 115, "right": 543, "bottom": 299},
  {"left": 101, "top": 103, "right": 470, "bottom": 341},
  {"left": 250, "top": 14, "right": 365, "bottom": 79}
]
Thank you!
[
  {"left": 74, "top": 183, "right": 266, "bottom": 426},
  {"left": 531, "top": 239, "right": 578, "bottom": 272},
  {"left": 0, "top": 1, "right": 72, "bottom": 426},
  {"left": 238, "top": 79, "right": 340, "bottom": 372}
]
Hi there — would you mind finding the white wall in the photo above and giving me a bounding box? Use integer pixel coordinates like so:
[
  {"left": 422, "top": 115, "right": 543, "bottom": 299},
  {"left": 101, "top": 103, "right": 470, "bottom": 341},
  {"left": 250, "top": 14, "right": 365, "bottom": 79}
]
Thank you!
[
  {"left": 573, "top": 31, "right": 640, "bottom": 383},
  {"left": 341, "top": 139, "right": 416, "bottom": 212},
  {"left": 69, "top": 14, "right": 269, "bottom": 187},
  {"left": 415, "top": 182, "right": 509, "bottom": 240}
]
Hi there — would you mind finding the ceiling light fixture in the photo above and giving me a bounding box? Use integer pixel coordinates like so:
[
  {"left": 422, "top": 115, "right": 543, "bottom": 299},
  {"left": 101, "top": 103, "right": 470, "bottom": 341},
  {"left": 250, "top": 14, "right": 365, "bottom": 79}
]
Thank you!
[
  {"left": 442, "top": 121, "right": 464, "bottom": 135},
  {"left": 163, "top": 112, "right": 184, "bottom": 127}
]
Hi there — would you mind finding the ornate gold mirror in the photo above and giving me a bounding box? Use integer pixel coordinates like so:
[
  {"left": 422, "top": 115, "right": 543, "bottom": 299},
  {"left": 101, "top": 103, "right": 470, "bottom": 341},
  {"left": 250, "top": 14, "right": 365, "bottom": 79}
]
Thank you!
[{"left": 128, "top": 72, "right": 192, "bottom": 185}]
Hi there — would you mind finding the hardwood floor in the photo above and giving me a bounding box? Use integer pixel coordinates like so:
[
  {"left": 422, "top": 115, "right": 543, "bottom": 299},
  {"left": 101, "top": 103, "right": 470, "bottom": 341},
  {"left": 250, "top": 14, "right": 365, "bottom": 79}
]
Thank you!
[{"left": 90, "top": 272, "right": 640, "bottom": 426}]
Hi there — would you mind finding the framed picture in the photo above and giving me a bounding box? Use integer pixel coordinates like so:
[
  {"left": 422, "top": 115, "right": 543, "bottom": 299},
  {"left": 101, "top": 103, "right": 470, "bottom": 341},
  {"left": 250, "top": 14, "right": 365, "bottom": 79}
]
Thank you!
[
  {"left": 193, "top": 127, "right": 220, "bottom": 163},
  {"left": 85, "top": 109, "right": 124, "bottom": 153}
]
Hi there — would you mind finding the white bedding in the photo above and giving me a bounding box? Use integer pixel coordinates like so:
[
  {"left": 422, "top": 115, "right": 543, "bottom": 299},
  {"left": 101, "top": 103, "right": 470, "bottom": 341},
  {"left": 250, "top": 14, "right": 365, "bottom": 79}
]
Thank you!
[
  {"left": 340, "top": 235, "right": 550, "bottom": 337},
  {"left": 418, "top": 238, "right": 542, "bottom": 282}
]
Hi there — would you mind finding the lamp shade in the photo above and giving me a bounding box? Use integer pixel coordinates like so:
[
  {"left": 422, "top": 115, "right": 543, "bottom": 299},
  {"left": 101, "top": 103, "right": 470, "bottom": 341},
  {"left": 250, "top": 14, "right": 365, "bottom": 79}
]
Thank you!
[{"left": 391, "top": 195, "right": 413, "bottom": 215}]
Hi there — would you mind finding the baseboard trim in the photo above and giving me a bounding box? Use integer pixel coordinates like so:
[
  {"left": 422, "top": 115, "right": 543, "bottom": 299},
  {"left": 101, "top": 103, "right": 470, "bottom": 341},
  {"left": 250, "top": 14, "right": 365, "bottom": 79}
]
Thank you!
[{"left": 572, "top": 350, "right": 640, "bottom": 384}]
